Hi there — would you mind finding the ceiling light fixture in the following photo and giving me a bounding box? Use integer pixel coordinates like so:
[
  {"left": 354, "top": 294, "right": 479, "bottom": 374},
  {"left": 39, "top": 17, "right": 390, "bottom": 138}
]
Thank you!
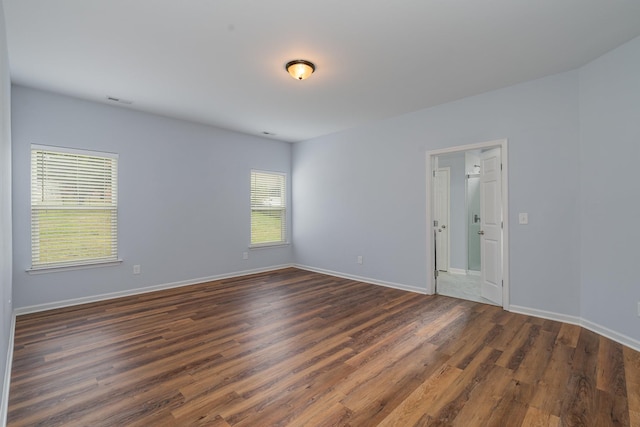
[{"left": 285, "top": 60, "right": 315, "bottom": 80}]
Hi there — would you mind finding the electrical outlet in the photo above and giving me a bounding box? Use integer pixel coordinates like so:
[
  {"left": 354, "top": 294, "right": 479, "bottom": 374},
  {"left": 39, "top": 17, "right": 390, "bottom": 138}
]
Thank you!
[
  {"left": 243, "top": 252, "right": 249, "bottom": 260},
  {"left": 133, "top": 265, "right": 141, "bottom": 275},
  {"left": 518, "top": 213, "right": 529, "bottom": 225},
  {"left": 357, "top": 255, "right": 363, "bottom": 264}
]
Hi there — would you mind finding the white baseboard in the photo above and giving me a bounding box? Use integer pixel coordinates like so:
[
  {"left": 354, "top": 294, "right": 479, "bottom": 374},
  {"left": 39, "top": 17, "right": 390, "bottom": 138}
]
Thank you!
[
  {"left": 294, "top": 264, "right": 427, "bottom": 295},
  {"left": 1, "top": 313, "right": 15, "bottom": 427},
  {"left": 448, "top": 268, "right": 466, "bottom": 275},
  {"left": 509, "top": 305, "right": 581, "bottom": 326},
  {"left": 14, "top": 264, "right": 294, "bottom": 315},
  {"left": 580, "top": 319, "right": 640, "bottom": 353},
  {"left": 467, "top": 270, "right": 481, "bottom": 276},
  {"left": 292, "top": 270, "right": 640, "bottom": 352},
  {"left": 510, "top": 305, "right": 640, "bottom": 353}
]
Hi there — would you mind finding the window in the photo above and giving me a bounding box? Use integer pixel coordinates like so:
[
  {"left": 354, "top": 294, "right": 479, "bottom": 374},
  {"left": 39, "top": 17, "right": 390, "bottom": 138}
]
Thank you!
[
  {"left": 31, "top": 145, "right": 119, "bottom": 270},
  {"left": 250, "top": 170, "right": 287, "bottom": 247}
]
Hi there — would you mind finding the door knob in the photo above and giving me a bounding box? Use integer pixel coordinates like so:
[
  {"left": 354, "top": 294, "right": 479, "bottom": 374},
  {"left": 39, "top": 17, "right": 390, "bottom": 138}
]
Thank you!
[
  {"left": 441, "top": 225, "right": 446, "bottom": 229},
  {"left": 478, "top": 230, "right": 485, "bottom": 235}
]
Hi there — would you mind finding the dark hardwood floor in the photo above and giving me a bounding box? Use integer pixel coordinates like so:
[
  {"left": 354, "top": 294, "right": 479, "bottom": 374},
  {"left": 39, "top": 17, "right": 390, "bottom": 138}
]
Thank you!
[{"left": 7, "top": 268, "right": 640, "bottom": 426}]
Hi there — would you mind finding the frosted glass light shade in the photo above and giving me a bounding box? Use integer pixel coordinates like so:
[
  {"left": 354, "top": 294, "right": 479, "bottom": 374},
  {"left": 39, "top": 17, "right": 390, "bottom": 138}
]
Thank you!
[{"left": 286, "top": 60, "right": 315, "bottom": 80}]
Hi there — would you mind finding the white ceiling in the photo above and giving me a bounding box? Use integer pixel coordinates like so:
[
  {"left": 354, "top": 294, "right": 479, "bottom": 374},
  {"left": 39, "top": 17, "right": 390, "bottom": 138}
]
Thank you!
[{"left": 4, "top": 1, "right": 640, "bottom": 142}]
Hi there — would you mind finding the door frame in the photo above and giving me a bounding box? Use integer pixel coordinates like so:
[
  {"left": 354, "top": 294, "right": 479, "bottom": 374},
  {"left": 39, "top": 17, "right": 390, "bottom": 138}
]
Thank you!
[{"left": 426, "top": 139, "right": 510, "bottom": 310}]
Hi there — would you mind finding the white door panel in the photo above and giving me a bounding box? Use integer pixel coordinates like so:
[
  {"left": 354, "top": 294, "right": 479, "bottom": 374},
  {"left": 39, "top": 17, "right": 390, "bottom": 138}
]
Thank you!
[
  {"left": 434, "top": 167, "right": 450, "bottom": 272},
  {"left": 480, "top": 148, "right": 503, "bottom": 305}
]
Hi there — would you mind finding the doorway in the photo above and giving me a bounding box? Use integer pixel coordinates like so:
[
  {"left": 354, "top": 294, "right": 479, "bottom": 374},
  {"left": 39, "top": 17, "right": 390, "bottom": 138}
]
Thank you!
[{"left": 426, "top": 139, "right": 509, "bottom": 309}]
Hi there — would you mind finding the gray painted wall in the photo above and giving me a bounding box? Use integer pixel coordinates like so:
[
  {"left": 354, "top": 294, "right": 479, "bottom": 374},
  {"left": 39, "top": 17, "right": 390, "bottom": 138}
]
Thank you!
[
  {"left": 293, "top": 36, "right": 640, "bottom": 345},
  {"left": 0, "top": 0, "right": 12, "bottom": 412},
  {"left": 579, "top": 36, "right": 640, "bottom": 341},
  {"left": 11, "top": 86, "right": 293, "bottom": 308},
  {"left": 293, "top": 70, "right": 582, "bottom": 317}
]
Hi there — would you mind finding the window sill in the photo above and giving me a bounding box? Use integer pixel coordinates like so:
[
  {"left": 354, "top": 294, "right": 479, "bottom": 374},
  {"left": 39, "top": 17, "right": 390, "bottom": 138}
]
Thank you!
[
  {"left": 249, "top": 242, "right": 290, "bottom": 250},
  {"left": 27, "top": 259, "right": 123, "bottom": 275}
]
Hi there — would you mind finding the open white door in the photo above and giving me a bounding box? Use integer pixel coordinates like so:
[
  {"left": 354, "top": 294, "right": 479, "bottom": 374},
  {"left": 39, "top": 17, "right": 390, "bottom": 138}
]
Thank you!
[
  {"left": 479, "top": 148, "right": 503, "bottom": 305},
  {"left": 433, "top": 167, "right": 450, "bottom": 272}
]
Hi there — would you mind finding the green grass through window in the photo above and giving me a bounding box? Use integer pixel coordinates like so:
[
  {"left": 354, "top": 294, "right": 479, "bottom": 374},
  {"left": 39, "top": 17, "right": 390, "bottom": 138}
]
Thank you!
[
  {"left": 33, "top": 209, "right": 115, "bottom": 265},
  {"left": 251, "top": 210, "right": 284, "bottom": 244}
]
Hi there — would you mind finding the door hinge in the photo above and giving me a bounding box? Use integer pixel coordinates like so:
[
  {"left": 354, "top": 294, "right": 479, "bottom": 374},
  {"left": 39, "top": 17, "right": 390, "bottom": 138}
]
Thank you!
[
  {"left": 501, "top": 221, "right": 503, "bottom": 229},
  {"left": 501, "top": 163, "right": 503, "bottom": 171},
  {"left": 433, "top": 170, "right": 436, "bottom": 177},
  {"left": 502, "top": 280, "right": 504, "bottom": 287}
]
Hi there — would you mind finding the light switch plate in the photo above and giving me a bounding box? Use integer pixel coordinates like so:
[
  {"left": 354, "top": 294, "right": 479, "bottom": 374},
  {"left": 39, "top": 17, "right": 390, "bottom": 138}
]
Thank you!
[{"left": 518, "top": 213, "right": 529, "bottom": 225}]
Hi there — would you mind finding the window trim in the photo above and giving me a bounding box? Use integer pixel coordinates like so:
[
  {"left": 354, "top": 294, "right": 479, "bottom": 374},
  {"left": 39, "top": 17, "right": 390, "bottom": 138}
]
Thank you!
[
  {"left": 250, "top": 169, "right": 289, "bottom": 248},
  {"left": 27, "top": 259, "right": 123, "bottom": 274},
  {"left": 29, "top": 144, "right": 119, "bottom": 272}
]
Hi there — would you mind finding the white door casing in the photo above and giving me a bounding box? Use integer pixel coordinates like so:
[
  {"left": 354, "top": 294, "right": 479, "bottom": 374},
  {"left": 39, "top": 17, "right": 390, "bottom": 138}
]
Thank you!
[
  {"left": 434, "top": 167, "right": 450, "bottom": 272},
  {"left": 479, "top": 147, "right": 503, "bottom": 305}
]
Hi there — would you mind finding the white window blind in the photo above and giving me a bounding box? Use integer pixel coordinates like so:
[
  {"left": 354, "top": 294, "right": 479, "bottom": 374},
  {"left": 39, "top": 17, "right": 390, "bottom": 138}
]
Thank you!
[
  {"left": 31, "top": 145, "right": 119, "bottom": 269},
  {"left": 250, "top": 170, "right": 287, "bottom": 247}
]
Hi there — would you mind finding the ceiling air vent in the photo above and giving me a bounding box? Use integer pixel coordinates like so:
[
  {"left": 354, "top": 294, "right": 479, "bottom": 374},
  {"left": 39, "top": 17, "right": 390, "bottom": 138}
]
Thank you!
[{"left": 106, "top": 96, "right": 133, "bottom": 105}]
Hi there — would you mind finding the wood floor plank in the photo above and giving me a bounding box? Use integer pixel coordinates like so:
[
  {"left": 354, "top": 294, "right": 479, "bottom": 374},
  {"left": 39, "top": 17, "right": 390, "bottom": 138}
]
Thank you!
[
  {"left": 555, "top": 322, "right": 581, "bottom": 348},
  {"left": 623, "top": 346, "right": 640, "bottom": 426},
  {"left": 447, "top": 364, "right": 514, "bottom": 425},
  {"left": 497, "top": 323, "right": 542, "bottom": 371},
  {"left": 529, "top": 342, "right": 576, "bottom": 417},
  {"left": 513, "top": 328, "right": 557, "bottom": 385},
  {"left": 339, "top": 343, "right": 449, "bottom": 426},
  {"left": 484, "top": 378, "right": 535, "bottom": 427},
  {"left": 520, "top": 405, "right": 560, "bottom": 427},
  {"left": 488, "top": 312, "right": 529, "bottom": 352},
  {"left": 561, "top": 327, "right": 601, "bottom": 426},
  {"left": 597, "top": 336, "right": 628, "bottom": 397},
  {"left": 426, "top": 346, "right": 503, "bottom": 425},
  {"left": 7, "top": 267, "right": 640, "bottom": 426},
  {"left": 376, "top": 364, "right": 462, "bottom": 427}
]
